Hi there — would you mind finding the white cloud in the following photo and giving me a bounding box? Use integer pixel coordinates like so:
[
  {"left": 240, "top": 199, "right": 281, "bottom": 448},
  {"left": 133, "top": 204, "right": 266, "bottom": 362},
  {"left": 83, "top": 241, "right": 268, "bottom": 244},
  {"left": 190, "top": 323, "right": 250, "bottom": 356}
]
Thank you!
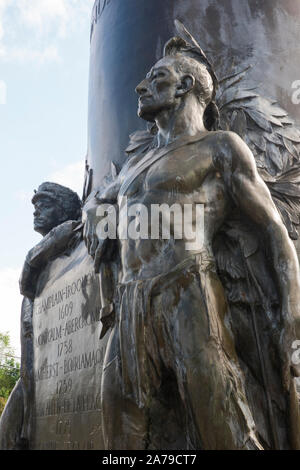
[
  {"left": 0, "top": 0, "right": 12, "bottom": 38},
  {"left": 0, "top": 0, "right": 94, "bottom": 64},
  {"left": 15, "top": 189, "right": 33, "bottom": 203},
  {"left": 17, "top": 0, "right": 94, "bottom": 36},
  {"left": 48, "top": 160, "right": 84, "bottom": 197},
  {"left": 18, "top": 0, "right": 68, "bottom": 36},
  {"left": 0, "top": 267, "right": 22, "bottom": 357},
  {"left": 0, "top": 44, "right": 61, "bottom": 64},
  {"left": 0, "top": 0, "right": 13, "bottom": 48},
  {"left": 0, "top": 78, "right": 6, "bottom": 103}
]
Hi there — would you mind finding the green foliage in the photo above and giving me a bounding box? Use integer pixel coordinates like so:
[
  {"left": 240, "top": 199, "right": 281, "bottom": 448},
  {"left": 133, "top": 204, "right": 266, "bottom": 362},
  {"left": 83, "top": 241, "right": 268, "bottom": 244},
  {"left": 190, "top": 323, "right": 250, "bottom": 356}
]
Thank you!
[
  {"left": 0, "top": 397, "right": 6, "bottom": 416},
  {"left": 0, "top": 332, "right": 20, "bottom": 415}
]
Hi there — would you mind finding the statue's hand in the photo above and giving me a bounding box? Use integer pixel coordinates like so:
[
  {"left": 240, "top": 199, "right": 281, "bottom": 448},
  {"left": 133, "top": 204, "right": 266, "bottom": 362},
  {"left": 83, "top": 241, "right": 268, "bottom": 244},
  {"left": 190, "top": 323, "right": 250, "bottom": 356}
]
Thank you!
[
  {"left": 48, "top": 220, "right": 80, "bottom": 249},
  {"left": 83, "top": 192, "right": 100, "bottom": 255},
  {"left": 26, "top": 220, "right": 80, "bottom": 268},
  {"left": 20, "top": 220, "right": 80, "bottom": 298},
  {"left": 19, "top": 260, "right": 37, "bottom": 299},
  {"left": 291, "top": 306, "right": 300, "bottom": 377},
  {"left": 279, "top": 305, "right": 300, "bottom": 384},
  {"left": 294, "top": 308, "right": 300, "bottom": 341}
]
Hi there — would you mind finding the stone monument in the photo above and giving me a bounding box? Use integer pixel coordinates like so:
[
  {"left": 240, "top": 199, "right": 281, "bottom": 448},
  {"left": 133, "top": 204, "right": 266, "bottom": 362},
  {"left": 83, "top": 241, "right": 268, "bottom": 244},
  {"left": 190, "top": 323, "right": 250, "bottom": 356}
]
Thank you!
[
  {"left": 0, "top": 183, "right": 108, "bottom": 450},
  {"left": 83, "top": 19, "right": 300, "bottom": 450}
]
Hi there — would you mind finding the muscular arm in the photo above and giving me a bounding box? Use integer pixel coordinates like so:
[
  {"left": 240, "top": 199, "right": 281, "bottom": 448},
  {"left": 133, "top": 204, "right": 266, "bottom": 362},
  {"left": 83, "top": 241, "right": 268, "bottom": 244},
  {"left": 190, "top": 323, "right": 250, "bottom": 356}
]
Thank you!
[{"left": 214, "top": 131, "right": 300, "bottom": 339}]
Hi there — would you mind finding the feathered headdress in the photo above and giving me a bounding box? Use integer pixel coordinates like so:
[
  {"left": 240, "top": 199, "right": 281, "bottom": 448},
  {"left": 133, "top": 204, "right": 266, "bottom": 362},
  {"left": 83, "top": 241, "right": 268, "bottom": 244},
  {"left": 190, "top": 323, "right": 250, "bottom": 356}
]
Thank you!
[
  {"left": 163, "top": 20, "right": 219, "bottom": 130},
  {"left": 164, "top": 19, "right": 219, "bottom": 100}
]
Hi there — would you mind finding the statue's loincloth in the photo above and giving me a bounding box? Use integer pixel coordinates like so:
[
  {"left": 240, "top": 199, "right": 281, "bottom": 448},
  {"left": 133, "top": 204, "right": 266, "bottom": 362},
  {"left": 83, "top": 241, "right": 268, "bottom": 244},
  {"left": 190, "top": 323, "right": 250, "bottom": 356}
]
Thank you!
[
  {"left": 104, "top": 251, "right": 225, "bottom": 406},
  {"left": 102, "top": 251, "right": 264, "bottom": 449}
]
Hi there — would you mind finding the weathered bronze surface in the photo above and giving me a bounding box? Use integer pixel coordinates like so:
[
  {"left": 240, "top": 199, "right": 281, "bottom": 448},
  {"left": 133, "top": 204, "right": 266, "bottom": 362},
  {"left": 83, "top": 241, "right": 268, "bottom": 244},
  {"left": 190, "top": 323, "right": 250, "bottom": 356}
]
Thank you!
[
  {"left": 1, "top": 0, "right": 300, "bottom": 451},
  {"left": 83, "top": 21, "right": 300, "bottom": 450},
  {"left": 87, "top": 0, "right": 300, "bottom": 191}
]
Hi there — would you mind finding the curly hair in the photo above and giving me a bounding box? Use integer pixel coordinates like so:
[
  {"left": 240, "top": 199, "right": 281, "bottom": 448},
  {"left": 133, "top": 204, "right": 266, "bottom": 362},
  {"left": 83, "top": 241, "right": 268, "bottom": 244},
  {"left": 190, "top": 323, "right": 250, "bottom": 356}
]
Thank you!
[{"left": 32, "top": 182, "right": 82, "bottom": 222}]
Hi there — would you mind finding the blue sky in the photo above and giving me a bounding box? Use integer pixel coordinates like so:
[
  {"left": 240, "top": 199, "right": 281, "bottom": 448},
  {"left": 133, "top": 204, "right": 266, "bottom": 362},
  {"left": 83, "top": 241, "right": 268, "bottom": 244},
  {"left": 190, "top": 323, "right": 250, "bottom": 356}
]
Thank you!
[{"left": 0, "top": 0, "right": 94, "bottom": 356}]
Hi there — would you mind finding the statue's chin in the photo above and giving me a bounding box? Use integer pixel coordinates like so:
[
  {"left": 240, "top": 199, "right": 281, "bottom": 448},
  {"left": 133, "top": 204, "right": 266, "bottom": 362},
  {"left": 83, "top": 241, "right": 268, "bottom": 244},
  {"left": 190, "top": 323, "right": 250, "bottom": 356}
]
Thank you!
[
  {"left": 33, "top": 223, "right": 47, "bottom": 236},
  {"left": 137, "top": 107, "right": 156, "bottom": 123}
]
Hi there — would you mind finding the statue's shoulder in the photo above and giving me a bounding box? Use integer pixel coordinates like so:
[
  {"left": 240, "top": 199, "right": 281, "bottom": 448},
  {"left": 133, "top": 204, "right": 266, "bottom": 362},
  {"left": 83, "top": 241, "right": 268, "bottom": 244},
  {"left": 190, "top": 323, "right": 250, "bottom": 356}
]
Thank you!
[
  {"left": 203, "top": 130, "right": 251, "bottom": 158},
  {"left": 203, "top": 130, "right": 255, "bottom": 174},
  {"left": 202, "top": 129, "right": 243, "bottom": 146},
  {"left": 191, "top": 130, "right": 243, "bottom": 159}
]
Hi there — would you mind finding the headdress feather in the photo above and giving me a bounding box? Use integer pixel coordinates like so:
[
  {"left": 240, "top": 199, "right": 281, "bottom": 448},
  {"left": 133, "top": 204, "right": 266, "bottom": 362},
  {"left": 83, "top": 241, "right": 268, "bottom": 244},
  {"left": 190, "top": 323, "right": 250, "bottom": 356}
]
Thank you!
[{"left": 163, "top": 19, "right": 219, "bottom": 99}]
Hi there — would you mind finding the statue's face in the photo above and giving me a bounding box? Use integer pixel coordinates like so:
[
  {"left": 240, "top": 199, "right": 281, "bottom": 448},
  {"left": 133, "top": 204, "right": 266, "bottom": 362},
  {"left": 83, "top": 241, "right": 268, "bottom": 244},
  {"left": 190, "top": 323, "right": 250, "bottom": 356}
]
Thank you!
[
  {"left": 33, "top": 196, "right": 62, "bottom": 236},
  {"left": 136, "top": 56, "right": 182, "bottom": 121}
]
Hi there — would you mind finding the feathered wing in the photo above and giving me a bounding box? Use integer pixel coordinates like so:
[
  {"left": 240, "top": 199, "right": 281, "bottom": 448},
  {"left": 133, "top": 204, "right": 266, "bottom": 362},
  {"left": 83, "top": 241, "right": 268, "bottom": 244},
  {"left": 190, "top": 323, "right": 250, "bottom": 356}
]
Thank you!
[
  {"left": 213, "top": 215, "right": 289, "bottom": 449},
  {"left": 217, "top": 68, "right": 300, "bottom": 239}
]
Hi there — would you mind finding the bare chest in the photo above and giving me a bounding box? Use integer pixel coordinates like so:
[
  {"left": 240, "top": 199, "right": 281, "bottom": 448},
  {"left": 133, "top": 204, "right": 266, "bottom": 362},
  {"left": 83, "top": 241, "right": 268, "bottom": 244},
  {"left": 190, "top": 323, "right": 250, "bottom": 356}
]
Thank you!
[{"left": 122, "top": 145, "right": 218, "bottom": 199}]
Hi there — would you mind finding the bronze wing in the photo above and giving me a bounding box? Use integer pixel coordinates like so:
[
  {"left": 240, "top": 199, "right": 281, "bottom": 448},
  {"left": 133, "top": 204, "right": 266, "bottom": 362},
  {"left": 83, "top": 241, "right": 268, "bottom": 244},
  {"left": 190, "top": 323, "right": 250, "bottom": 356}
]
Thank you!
[{"left": 214, "top": 68, "right": 300, "bottom": 449}]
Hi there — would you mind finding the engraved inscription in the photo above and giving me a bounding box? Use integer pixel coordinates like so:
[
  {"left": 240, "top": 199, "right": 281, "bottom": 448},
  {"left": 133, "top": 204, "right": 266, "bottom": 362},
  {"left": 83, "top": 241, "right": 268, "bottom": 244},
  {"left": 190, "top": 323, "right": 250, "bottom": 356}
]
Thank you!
[{"left": 32, "top": 243, "right": 107, "bottom": 449}]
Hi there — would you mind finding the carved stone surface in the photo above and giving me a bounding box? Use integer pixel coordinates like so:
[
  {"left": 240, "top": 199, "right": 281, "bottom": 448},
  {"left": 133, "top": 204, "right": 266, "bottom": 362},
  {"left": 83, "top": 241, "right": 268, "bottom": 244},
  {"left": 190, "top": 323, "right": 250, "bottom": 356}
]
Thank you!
[
  {"left": 0, "top": 182, "right": 84, "bottom": 449},
  {"left": 31, "top": 241, "right": 106, "bottom": 450}
]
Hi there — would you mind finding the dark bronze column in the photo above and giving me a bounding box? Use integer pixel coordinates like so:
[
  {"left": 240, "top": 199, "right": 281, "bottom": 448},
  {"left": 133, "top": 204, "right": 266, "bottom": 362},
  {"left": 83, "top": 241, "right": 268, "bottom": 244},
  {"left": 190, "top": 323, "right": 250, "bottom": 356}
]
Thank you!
[{"left": 87, "top": 0, "right": 300, "bottom": 189}]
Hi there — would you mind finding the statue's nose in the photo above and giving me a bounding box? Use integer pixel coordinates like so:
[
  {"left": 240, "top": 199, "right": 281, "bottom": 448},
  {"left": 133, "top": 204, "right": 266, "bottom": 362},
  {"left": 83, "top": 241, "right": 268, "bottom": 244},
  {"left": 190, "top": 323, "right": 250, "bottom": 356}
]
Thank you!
[{"left": 135, "top": 78, "right": 149, "bottom": 96}]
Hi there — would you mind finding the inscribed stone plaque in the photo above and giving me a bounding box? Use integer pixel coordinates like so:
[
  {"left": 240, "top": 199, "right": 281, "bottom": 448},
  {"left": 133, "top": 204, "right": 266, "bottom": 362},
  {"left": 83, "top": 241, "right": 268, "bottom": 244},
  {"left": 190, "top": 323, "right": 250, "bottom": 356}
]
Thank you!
[{"left": 32, "top": 242, "right": 107, "bottom": 450}]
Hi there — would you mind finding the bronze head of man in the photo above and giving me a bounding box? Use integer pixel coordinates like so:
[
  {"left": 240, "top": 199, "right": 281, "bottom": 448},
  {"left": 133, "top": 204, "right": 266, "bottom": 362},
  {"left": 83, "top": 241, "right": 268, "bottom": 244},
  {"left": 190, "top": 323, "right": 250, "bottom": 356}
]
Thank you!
[
  {"left": 136, "top": 34, "right": 219, "bottom": 132},
  {"left": 32, "top": 182, "right": 82, "bottom": 236},
  {"left": 20, "top": 182, "right": 82, "bottom": 300}
]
